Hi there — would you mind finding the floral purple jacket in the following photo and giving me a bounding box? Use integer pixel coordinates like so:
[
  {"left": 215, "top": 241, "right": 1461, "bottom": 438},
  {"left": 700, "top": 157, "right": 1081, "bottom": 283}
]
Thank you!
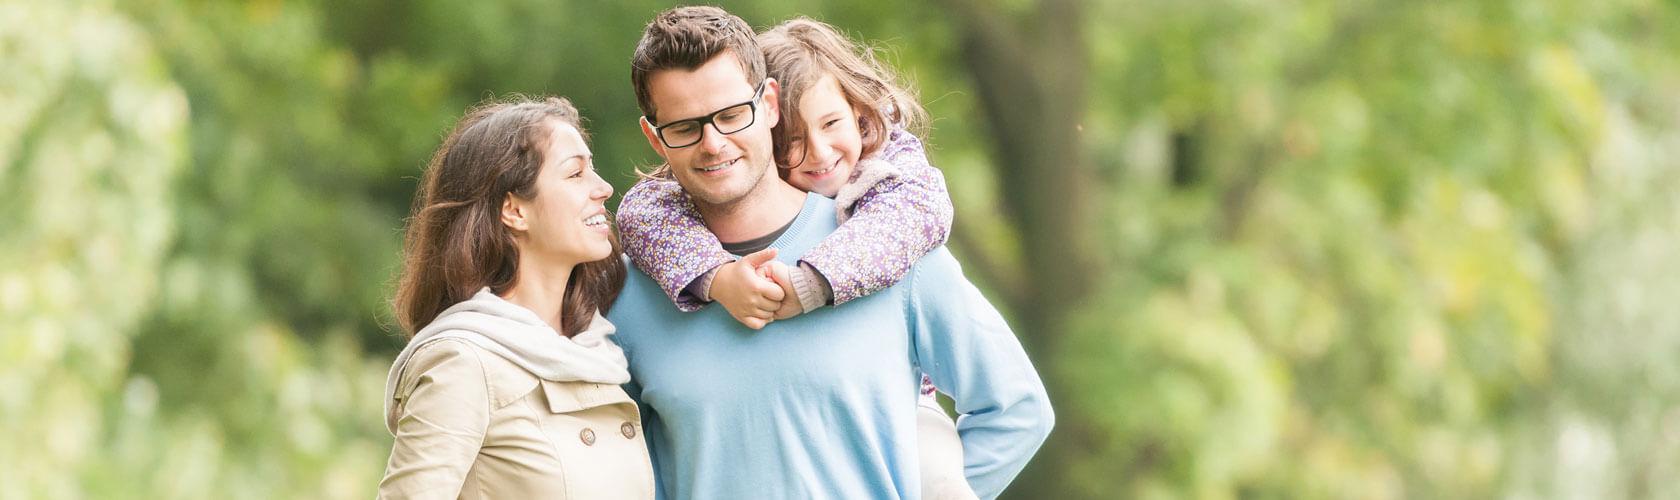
[{"left": 615, "top": 129, "right": 953, "bottom": 312}]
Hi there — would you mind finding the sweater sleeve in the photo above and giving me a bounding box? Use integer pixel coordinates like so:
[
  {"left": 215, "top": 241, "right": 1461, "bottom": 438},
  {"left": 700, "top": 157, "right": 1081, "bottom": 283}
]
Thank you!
[
  {"left": 800, "top": 130, "right": 954, "bottom": 305},
  {"left": 378, "top": 340, "right": 491, "bottom": 500},
  {"left": 907, "top": 248, "right": 1054, "bottom": 500},
  {"left": 616, "top": 177, "right": 736, "bottom": 312}
]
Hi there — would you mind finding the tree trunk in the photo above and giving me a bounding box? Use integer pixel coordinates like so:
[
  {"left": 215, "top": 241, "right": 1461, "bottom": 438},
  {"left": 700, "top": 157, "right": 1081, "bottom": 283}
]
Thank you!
[{"left": 941, "top": 0, "right": 1101, "bottom": 497}]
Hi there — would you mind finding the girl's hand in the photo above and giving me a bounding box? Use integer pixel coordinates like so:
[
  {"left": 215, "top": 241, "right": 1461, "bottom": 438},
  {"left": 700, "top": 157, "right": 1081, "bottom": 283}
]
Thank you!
[
  {"left": 712, "top": 248, "right": 785, "bottom": 329},
  {"left": 761, "top": 261, "right": 804, "bottom": 320}
]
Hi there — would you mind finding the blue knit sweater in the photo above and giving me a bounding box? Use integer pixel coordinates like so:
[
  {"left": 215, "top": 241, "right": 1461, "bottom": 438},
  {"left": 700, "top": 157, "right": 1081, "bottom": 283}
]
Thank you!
[{"left": 610, "top": 194, "right": 1053, "bottom": 500}]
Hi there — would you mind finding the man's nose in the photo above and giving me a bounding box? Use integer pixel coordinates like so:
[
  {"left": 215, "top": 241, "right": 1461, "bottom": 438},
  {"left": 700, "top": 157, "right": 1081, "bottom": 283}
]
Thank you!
[{"left": 697, "top": 123, "right": 728, "bottom": 155}]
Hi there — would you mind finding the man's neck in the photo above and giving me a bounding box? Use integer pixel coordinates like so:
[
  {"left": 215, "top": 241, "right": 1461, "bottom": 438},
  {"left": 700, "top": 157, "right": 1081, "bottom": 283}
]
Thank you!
[{"left": 695, "top": 176, "right": 807, "bottom": 244}]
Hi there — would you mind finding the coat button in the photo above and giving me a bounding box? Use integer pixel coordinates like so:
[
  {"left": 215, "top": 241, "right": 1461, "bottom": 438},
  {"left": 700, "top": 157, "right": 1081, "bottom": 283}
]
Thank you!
[
  {"left": 621, "top": 422, "right": 637, "bottom": 439},
  {"left": 579, "top": 428, "right": 596, "bottom": 446}
]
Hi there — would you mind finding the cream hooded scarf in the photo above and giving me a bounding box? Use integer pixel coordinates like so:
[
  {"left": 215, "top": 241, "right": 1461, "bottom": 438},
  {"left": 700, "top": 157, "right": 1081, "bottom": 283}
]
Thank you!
[{"left": 382, "top": 287, "right": 630, "bottom": 434}]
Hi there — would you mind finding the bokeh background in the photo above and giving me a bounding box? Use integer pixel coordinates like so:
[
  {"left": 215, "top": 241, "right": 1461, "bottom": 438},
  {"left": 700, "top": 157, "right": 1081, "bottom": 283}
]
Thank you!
[{"left": 6, "top": 0, "right": 1680, "bottom": 498}]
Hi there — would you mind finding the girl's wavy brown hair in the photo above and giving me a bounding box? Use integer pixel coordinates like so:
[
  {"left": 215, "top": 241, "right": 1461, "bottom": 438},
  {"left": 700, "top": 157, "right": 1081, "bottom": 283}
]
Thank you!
[{"left": 758, "top": 18, "right": 928, "bottom": 169}]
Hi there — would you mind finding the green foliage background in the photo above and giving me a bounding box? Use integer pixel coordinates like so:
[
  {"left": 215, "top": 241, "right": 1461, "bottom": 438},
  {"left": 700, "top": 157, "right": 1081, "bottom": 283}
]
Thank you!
[{"left": 4, "top": 0, "right": 1679, "bottom": 498}]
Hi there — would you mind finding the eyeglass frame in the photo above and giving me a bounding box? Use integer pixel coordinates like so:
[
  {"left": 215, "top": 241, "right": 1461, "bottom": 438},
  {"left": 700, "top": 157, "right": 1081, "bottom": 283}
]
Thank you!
[{"left": 645, "top": 80, "right": 769, "bottom": 149}]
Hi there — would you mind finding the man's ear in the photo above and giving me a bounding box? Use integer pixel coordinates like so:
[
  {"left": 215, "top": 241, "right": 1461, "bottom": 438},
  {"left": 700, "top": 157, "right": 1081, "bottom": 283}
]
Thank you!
[
  {"left": 640, "top": 116, "right": 668, "bottom": 160},
  {"left": 762, "top": 77, "right": 781, "bottom": 129},
  {"left": 500, "top": 193, "right": 528, "bottom": 232}
]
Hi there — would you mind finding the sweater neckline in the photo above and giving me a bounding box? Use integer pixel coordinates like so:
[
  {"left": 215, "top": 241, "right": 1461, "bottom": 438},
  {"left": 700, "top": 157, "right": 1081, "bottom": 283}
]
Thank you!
[{"left": 765, "top": 193, "right": 824, "bottom": 251}]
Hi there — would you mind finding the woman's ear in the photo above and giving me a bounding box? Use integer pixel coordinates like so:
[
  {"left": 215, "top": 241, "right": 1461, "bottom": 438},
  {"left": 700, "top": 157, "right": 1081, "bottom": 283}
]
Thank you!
[{"left": 500, "top": 194, "right": 528, "bottom": 232}]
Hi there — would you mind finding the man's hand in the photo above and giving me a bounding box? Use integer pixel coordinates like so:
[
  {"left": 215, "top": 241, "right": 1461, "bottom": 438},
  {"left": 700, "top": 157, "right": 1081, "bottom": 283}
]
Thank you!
[
  {"left": 710, "top": 248, "right": 785, "bottom": 329},
  {"left": 761, "top": 261, "right": 803, "bottom": 320}
]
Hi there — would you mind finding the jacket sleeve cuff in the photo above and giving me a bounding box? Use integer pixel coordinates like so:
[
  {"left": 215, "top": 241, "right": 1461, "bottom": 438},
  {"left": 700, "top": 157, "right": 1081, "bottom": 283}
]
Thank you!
[
  {"left": 791, "top": 263, "right": 833, "bottom": 313},
  {"left": 684, "top": 266, "right": 721, "bottom": 304}
]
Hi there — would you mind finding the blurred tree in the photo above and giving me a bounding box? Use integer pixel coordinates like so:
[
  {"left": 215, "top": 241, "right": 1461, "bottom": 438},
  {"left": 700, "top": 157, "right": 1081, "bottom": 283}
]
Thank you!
[
  {"left": 7, "top": 0, "right": 1680, "bottom": 498},
  {"left": 1, "top": 0, "right": 187, "bottom": 496}
]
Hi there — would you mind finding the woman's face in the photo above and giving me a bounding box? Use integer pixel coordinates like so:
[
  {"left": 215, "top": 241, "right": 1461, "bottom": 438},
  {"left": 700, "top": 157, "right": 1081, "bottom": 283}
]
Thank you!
[
  {"left": 507, "top": 121, "right": 615, "bottom": 266},
  {"left": 782, "top": 74, "right": 863, "bottom": 197}
]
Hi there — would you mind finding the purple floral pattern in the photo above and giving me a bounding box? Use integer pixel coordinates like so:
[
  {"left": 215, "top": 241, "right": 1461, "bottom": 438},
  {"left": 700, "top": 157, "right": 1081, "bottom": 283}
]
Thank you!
[
  {"left": 803, "top": 129, "right": 953, "bottom": 304},
  {"left": 614, "top": 128, "right": 953, "bottom": 311},
  {"left": 615, "top": 177, "right": 728, "bottom": 312}
]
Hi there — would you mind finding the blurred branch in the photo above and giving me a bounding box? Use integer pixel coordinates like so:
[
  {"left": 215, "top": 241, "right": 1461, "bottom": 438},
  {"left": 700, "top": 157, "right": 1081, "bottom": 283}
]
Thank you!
[
  {"left": 3, "top": 83, "right": 70, "bottom": 210},
  {"left": 936, "top": 0, "right": 1031, "bottom": 74},
  {"left": 950, "top": 219, "right": 1027, "bottom": 307},
  {"left": 938, "top": 0, "right": 1101, "bottom": 306},
  {"left": 1283, "top": 4, "right": 1387, "bottom": 84},
  {"left": 1217, "top": 142, "right": 1277, "bottom": 239}
]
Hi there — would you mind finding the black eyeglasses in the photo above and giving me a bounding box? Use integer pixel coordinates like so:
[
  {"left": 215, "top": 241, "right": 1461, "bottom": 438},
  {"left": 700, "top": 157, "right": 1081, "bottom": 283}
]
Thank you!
[{"left": 647, "top": 80, "right": 767, "bottom": 149}]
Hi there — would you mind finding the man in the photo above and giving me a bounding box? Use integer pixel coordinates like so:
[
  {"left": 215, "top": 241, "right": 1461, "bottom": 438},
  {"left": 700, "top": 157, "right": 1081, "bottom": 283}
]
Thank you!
[{"left": 608, "top": 6, "right": 1053, "bottom": 499}]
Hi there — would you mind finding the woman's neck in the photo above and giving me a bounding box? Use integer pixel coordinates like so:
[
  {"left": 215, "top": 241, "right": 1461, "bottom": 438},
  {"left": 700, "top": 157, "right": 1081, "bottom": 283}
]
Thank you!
[{"left": 499, "top": 256, "right": 575, "bottom": 336}]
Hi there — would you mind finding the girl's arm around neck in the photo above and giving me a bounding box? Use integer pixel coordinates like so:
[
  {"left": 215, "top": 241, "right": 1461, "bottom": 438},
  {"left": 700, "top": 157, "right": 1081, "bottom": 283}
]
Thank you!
[
  {"left": 802, "top": 129, "right": 954, "bottom": 305},
  {"left": 615, "top": 178, "right": 736, "bottom": 312}
]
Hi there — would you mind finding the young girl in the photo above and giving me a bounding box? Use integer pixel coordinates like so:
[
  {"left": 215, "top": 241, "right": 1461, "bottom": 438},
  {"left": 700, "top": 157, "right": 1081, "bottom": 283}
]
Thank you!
[{"left": 615, "top": 18, "right": 976, "bottom": 499}]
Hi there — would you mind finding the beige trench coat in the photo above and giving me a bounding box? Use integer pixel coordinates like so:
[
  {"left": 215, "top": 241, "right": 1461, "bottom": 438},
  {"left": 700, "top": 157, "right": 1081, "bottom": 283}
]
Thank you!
[{"left": 379, "top": 338, "right": 654, "bottom": 500}]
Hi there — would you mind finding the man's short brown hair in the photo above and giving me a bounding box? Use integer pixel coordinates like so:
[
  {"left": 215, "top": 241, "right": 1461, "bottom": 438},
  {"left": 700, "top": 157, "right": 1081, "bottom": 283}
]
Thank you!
[{"left": 630, "top": 6, "right": 767, "bottom": 123}]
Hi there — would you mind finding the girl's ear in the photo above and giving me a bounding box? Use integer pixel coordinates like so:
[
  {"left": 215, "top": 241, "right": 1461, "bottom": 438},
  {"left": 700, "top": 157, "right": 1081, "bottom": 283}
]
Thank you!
[
  {"left": 855, "top": 109, "right": 876, "bottom": 141},
  {"left": 500, "top": 193, "right": 528, "bottom": 232}
]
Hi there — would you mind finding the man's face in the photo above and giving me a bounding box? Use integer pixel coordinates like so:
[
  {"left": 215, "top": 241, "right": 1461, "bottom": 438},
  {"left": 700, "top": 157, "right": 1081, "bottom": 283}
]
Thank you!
[{"left": 639, "top": 51, "right": 780, "bottom": 207}]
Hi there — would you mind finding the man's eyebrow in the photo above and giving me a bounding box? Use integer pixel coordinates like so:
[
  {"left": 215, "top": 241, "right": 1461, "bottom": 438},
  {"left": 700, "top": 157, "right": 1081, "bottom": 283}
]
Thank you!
[{"left": 659, "top": 91, "right": 756, "bottom": 124}]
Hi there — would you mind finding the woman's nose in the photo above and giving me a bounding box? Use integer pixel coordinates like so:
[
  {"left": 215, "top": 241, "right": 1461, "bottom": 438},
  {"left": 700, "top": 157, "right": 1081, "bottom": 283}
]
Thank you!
[{"left": 589, "top": 172, "right": 613, "bottom": 199}]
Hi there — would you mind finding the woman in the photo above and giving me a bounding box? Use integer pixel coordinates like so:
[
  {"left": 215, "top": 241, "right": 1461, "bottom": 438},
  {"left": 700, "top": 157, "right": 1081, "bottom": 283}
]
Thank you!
[{"left": 379, "top": 96, "right": 651, "bottom": 499}]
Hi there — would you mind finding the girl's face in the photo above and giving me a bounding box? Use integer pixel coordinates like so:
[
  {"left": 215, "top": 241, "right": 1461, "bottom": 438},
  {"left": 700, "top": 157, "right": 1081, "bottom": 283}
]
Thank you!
[
  {"left": 783, "top": 74, "right": 863, "bottom": 197},
  {"left": 505, "top": 121, "right": 615, "bottom": 267}
]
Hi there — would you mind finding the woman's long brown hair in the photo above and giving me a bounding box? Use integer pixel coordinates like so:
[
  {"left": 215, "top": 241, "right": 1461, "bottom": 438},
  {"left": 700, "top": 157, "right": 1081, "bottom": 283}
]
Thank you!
[{"left": 393, "top": 96, "right": 626, "bottom": 338}]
